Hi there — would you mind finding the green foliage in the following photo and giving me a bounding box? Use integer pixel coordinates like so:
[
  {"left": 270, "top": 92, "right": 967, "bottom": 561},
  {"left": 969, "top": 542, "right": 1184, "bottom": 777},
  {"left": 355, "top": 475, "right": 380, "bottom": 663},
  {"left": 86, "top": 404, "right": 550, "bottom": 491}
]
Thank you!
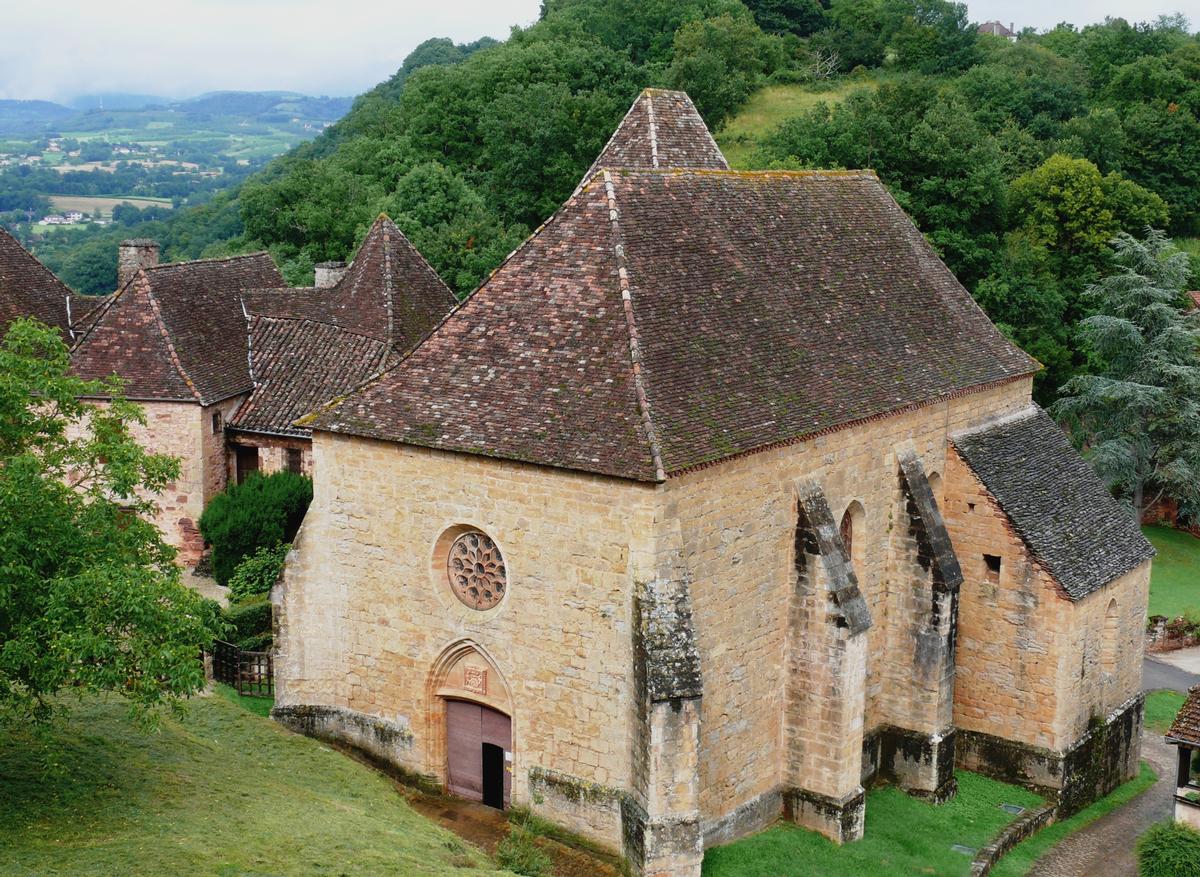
[
  {"left": 1143, "top": 525, "right": 1200, "bottom": 619},
  {"left": 742, "top": 0, "right": 827, "bottom": 37},
  {"left": 227, "top": 543, "right": 290, "bottom": 603},
  {"left": 223, "top": 597, "right": 272, "bottom": 651},
  {"left": 198, "top": 471, "right": 312, "bottom": 586},
  {"left": 494, "top": 826, "right": 552, "bottom": 876},
  {"left": 0, "top": 319, "right": 216, "bottom": 722},
  {"left": 1053, "top": 231, "right": 1200, "bottom": 517},
  {"left": 1137, "top": 821, "right": 1200, "bottom": 877}
]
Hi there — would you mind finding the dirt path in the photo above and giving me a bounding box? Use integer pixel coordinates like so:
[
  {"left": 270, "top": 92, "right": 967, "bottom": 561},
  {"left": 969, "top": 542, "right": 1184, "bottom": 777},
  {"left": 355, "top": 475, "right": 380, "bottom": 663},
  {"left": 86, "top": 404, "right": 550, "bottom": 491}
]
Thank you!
[{"left": 1026, "top": 734, "right": 1175, "bottom": 877}]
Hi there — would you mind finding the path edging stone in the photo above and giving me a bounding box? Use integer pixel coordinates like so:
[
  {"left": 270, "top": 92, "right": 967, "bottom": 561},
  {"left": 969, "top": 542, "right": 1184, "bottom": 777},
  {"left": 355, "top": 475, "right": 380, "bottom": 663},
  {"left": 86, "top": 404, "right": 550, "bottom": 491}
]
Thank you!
[{"left": 970, "top": 804, "right": 1057, "bottom": 877}]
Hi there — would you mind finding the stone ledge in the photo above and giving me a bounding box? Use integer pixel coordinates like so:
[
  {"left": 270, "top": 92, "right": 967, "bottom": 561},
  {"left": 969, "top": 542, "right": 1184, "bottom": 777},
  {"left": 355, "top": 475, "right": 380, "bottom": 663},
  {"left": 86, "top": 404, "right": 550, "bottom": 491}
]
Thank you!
[
  {"left": 271, "top": 704, "right": 417, "bottom": 775},
  {"left": 969, "top": 803, "right": 1056, "bottom": 877}
]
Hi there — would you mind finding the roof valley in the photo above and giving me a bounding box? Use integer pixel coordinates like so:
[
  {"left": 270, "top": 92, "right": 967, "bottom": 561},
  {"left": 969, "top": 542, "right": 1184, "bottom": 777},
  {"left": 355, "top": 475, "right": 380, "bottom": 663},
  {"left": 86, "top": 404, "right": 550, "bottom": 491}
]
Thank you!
[{"left": 602, "top": 170, "right": 666, "bottom": 482}]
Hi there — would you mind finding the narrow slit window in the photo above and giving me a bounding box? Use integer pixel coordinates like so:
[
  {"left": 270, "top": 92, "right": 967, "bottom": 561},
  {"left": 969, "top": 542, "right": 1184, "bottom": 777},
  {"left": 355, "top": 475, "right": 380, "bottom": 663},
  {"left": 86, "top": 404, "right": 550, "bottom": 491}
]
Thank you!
[
  {"left": 211, "top": 411, "right": 222, "bottom": 433},
  {"left": 984, "top": 554, "right": 1001, "bottom": 582}
]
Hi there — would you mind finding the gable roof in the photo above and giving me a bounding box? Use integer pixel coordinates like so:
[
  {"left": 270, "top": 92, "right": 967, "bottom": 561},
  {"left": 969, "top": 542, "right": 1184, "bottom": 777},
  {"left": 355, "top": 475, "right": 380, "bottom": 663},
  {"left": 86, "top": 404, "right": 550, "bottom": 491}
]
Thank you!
[
  {"left": 952, "top": 406, "right": 1155, "bottom": 601},
  {"left": 0, "top": 226, "right": 84, "bottom": 337},
  {"left": 249, "top": 214, "right": 455, "bottom": 349},
  {"left": 72, "top": 253, "right": 284, "bottom": 403},
  {"left": 229, "top": 316, "right": 392, "bottom": 438},
  {"left": 580, "top": 89, "right": 728, "bottom": 186},
  {"left": 232, "top": 215, "right": 456, "bottom": 436},
  {"left": 1168, "top": 685, "right": 1200, "bottom": 746},
  {"left": 309, "top": 169, "right": 1037, "bottom": 481}
]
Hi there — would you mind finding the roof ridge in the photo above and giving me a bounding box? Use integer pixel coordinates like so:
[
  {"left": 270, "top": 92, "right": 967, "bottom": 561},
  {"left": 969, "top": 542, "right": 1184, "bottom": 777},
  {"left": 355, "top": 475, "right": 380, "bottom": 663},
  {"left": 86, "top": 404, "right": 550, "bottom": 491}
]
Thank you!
[
  {"left": 645, "top": 90, "right": 660, "bottom": 168},
  {"left": 602, "top": 169, "right": 666, "bottom": 482},
  {"left": 376, "top": 213, "right": 456, "bottom": 307},
  {"left": 145, "top": 251, "right": 274, "bottom": 272},
  {"left": 143, "top": 274, "right": 201, "bottom": 401}
]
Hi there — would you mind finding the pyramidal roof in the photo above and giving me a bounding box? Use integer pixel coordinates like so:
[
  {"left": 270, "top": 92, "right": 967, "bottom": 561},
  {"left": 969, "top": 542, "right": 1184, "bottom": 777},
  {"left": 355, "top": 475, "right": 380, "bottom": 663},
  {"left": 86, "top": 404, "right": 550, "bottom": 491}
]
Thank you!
[
  {"left": 307, "top": 166, "right": 1037, "bottom": 481},
  {"left": 0, "top": 226, "right": 86, "bottom": 337},
  {"left": 72, "top": 252, "right": 284, "bottom": 403},
  {"left": 241, "top": 215, "right": 456, "bottom": 350},
  {"left": 579, "top": 88, "right": 728, "bottom": 186}
]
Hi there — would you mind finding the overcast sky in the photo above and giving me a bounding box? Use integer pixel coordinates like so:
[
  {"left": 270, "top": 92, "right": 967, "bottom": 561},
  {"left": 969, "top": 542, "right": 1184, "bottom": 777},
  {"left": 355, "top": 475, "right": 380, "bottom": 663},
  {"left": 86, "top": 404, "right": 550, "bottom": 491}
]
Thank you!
[{"left": 1, "top": 0, "right": 1197, "bottom": 104}]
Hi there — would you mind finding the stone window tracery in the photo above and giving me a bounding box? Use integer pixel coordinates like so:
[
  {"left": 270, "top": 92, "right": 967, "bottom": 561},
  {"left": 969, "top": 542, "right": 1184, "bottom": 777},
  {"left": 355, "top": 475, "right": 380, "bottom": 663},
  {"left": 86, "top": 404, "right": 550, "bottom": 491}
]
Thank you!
[{"left": 447, "top": 531, "right": 507, "bottom": 610}]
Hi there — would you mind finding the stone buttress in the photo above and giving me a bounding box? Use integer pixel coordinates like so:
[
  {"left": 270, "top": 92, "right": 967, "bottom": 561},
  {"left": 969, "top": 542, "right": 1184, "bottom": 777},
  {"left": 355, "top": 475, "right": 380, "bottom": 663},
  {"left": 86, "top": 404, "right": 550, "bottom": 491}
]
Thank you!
[
  {"left": 785, "top": 480, "right": 872, "bottom": 842},
  {"left": 626, "top": 522, "right": 704, "bottom": 877}
]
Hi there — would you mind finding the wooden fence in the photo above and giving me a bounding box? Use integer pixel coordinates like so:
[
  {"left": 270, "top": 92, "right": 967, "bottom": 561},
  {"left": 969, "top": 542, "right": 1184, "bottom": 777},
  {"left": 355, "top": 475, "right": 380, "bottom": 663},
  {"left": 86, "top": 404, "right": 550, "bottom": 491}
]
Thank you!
[{"left": 211, "top": 639, "right": 274, "bottom": 697}]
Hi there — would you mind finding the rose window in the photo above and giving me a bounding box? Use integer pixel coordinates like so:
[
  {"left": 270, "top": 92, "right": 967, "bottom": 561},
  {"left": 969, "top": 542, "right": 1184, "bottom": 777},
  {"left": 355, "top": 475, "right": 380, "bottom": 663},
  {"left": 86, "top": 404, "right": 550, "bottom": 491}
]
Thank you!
[{"left": 448, "top": 531, "right": 507, "bottom": 610}]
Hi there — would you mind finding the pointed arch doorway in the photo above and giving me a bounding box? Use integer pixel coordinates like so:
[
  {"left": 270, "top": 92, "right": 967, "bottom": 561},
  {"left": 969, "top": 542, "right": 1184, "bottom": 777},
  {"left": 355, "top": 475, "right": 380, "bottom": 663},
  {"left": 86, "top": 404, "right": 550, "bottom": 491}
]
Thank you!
[
  {"left": 446, "top": 700, "right": 512, "bottom": 808},
  {"left": 428, "top": 640, "right": 514, "bottom": 810}
]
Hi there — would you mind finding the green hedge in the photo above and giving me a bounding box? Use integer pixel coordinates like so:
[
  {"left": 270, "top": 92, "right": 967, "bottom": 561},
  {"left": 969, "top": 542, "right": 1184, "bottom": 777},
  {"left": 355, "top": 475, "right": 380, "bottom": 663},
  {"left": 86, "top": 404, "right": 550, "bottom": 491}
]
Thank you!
[
  {"left": 224, "top": 597, "right": 272, "bottom": 650},
  {"left": 228, "top": 543, "right": 290, "bottom": 603},
  {"left": 199, "top": 471, "right": 311, "bottom": 585}
]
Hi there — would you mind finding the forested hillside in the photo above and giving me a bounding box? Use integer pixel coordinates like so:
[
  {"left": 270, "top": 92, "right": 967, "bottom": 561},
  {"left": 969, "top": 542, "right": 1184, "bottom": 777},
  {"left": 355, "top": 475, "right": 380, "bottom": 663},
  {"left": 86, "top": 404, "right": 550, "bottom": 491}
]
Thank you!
[{"left": 35, "top": 0, "right": 1200, "bottom": 401}]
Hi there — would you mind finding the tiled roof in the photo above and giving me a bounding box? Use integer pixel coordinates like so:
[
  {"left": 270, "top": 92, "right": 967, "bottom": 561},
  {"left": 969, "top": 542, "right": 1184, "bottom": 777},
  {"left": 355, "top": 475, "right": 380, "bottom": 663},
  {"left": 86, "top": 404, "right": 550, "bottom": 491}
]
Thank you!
[
  {"left": 952, "top": 406, "right": 1155, "bottom": 601},
  {"left": 1187, "top": 291, "right": 1200, "bottom": 311},
  {"left": 72, "top": 253, "right": 284, "bottom": 403},
  {"left": 0, "top": 226, "right": 82, "bottom": 337},
  {"left": 310, "top": 169, "right": 1037, "bottom": 480},
  {"left": 231, "top": 215, "right": 455, "bottom": 436},
  {"left": 242, "top": 216, "right": 455, "bottom": 348},
  {"left": 579, "top": 88, "right": 728, "bottom": 186},
  {"left": 1169, "top": 685, "right": 1200, "bottom": 746},
  {"left": 230, "top": 316, "right": 392, "bottom": 438}
]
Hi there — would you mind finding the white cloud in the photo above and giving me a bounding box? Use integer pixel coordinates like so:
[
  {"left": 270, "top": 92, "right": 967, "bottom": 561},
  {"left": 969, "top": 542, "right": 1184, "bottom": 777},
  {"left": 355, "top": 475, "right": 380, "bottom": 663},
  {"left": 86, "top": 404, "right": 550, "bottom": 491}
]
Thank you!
[{"left": 0, "top": 0, "right": 540, "bottom": 103}]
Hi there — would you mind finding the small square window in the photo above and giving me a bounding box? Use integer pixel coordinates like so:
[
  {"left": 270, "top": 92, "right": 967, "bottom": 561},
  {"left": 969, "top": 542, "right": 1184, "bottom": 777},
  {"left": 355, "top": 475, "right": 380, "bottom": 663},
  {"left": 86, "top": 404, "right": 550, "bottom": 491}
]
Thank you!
[
  {"left": 211, "top": 411, "right": 222, "bottom": 433},
  {"left": 967, "top": 502, "right": 976, "bottom": 512},
  {"left": 984, "top": 554, "right": 1001, "bottom": 582}
]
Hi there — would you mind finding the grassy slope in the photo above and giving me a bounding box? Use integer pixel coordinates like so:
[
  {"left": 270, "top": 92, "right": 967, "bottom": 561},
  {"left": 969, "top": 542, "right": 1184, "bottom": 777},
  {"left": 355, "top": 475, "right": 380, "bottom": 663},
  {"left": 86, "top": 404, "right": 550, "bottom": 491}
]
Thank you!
[
  {"left": 989, "top": 761, "right": 1158, "bottom": 877},
  {"left": 0, "top": 694, "right": 508, "bottom": 877},
  {"left": 702, "top": 772, "right": 1043, "bottom": 877},
  {"left": 715, "top": 77, "right": 881, "bottom": 169},
  {"left": 1144, "top": 525, "right": 1200, "bottom": 619}
]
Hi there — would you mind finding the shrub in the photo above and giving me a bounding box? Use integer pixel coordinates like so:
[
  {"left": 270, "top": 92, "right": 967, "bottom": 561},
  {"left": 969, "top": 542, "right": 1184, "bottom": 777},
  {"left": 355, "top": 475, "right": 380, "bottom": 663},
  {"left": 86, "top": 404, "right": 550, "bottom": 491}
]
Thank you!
[
  {"left": 1137, "top": 821, "right": 1200, "bottom": 877},
  {"left": 223, "top": 596, "right": 272, "bottom": 650},
  {"left": 494, "top": 826, "right": 551, "bottom": 877},
  {"left": 199, "top": 471, "right": 312, "bottom": 585},
  {"left": 228, "top": 543, "right": 290, "bottom": 603}
]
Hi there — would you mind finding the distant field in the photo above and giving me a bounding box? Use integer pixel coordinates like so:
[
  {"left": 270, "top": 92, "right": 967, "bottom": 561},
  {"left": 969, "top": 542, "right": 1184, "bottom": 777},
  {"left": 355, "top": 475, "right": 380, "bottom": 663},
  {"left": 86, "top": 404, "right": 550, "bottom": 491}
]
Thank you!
[
  {"left": 716, "top": 77, "right": 880, "bottom": 169},
  {"left": 49, "top": 195, "right": 173, "bottom": 217}
]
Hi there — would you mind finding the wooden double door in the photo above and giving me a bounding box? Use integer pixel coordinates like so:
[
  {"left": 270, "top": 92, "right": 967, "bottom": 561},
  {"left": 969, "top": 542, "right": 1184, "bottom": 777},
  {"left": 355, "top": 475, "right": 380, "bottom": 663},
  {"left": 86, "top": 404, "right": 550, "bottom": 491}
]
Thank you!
[{"left": 446, "top": 701, "right": 511, "bottom": 809}]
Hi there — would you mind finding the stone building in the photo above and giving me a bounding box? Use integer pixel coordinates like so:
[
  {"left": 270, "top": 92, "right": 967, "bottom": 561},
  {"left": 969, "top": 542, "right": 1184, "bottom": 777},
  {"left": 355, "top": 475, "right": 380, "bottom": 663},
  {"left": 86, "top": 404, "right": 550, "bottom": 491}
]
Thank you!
[
  {"left": 273, "top": 90, "right": 1154, "bottom": 877},
  {"left": 1166, "top": 685, "right": 1200, "bottom": 829},
  {"left": 68, "top": 216, "right": 456, "bottom": 562}
]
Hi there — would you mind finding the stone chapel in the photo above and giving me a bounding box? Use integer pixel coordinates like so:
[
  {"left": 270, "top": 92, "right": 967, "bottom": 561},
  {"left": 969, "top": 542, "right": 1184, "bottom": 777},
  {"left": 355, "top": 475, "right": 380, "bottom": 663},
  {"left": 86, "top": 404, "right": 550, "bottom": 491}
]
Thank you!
[{"left": 272, "top": 89, "right": 1154, "bottom": 877}]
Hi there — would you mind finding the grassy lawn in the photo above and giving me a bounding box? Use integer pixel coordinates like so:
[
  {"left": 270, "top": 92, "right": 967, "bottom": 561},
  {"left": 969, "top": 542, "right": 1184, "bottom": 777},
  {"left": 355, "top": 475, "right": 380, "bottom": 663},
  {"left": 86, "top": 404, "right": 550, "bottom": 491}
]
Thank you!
[
  {"left": 0, "top": 693, "right": 508, "bottom": 877},
  {"left": 1144, "top": 525, "right": 1200, "bottom": 618},
  {"left": 989, "top": 761, "right": 1158, "bottom": 877},
  {"left": 716, "top": 76, "right": 881, "bottom": 168},
  {"left": 702, "top": 772, "right": 1044, "bottom": 877},
  {"left": 1146, "top": 689, "right": 1187, "bottom": 734}
]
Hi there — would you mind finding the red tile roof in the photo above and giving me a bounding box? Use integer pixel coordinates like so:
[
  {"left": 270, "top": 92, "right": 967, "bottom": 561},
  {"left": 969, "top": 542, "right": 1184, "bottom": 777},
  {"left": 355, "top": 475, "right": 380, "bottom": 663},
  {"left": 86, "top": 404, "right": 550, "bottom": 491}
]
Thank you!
[
  {"left": 1169, "top": 685, "right": 1200, "bottom": 746},
  {"left": 230, "top": 316, "right": 393, "bottom": 438},
  {"left": 1187, "top": 291, "right": 1200, "bottom": 311},
  {"left": 232, "top": 215, "right": 456, "bottom": 436},
  {"left": 72, "top": 253, "right": 284, "bottom": 403},
  {"left": 0, "top": 226, "right": 93, "bottom": 338},
  {"left": 308, "top": 169, "right": 1037, "bottom": 481},
  {"left": 580, "top": 89, "right": 728, "bottom": 187}
]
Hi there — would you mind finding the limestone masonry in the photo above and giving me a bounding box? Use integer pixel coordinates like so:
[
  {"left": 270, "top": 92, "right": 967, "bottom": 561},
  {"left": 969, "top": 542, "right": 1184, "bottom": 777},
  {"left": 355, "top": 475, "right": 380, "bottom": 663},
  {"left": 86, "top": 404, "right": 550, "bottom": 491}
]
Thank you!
[{"left": 0, "top": 88, "right": 1154, "bottom": 877}]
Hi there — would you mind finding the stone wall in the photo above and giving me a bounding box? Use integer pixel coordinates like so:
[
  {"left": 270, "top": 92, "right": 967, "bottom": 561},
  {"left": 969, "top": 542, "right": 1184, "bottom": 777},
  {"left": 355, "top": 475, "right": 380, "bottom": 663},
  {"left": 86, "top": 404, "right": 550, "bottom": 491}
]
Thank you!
[
  {"left": 274, "top": 432, "right": 659, "bottom": 851},
  {"left": 946, "top": 444, "right": 1150, "bottom": 753},
  {"left": 227, "top": 433, "right": 314, "bottom": 478},
  {"left": 661, "top": 378, "right": 1033, "bottom": 833}
]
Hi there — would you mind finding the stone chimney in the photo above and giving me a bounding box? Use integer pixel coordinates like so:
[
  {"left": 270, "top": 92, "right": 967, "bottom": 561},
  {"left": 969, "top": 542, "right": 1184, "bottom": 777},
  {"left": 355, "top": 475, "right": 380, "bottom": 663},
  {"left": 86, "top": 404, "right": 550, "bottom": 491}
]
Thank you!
[
  {"left": 117, "top": 239, "right": 159, "bottom": 290},
  {"left": 314, "top": 260, "right": 348, "bottom": 289}
]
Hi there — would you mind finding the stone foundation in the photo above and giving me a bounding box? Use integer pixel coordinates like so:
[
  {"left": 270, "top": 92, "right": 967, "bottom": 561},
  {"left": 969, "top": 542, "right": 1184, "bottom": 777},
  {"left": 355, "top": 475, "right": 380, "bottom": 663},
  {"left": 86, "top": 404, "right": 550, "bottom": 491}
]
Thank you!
[
  {"left": 701, "top": 787, "right": 783, "bottom": 848},
  {"left": 271, "top": 704, "right": 418, "bottom": 776},
  {"left": 956, "top": 694, "right": 1143, "bottom": 816},
  {"left": 882, "top": 725, "right": 958, "bottom": 802},
  {"left": 528, "top": 767, "right": 625, "bottom": 852},
  {"left": 783, "top": 786, "right": 865, "bottom": 844}
]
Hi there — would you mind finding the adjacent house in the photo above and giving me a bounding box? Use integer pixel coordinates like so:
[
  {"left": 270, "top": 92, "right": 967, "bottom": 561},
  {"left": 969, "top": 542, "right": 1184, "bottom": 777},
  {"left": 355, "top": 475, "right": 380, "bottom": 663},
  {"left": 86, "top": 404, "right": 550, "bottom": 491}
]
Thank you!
[
  {"left": 272, "top": 90, "right": 1153, "bottom": 877},
  {"left": 0, "top": 225, "right": 105, "bottom": 340}
]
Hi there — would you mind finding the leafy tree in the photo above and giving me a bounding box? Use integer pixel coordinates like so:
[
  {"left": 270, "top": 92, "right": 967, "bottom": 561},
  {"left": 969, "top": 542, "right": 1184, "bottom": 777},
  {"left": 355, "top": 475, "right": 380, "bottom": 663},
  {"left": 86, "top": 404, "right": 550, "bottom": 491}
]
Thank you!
[
  {"left": 667, "top": 12, "right": 783, "bottom": 129},
  {"left": 1053, "top": 230, "right": 1200, "bottom": 518},
  {"left": 227, "top": 543, "right": 290, "bottom": 603},
  {"left": 742, "top": 0, "right": 827, "bottom": 37},
  {"left": 0, "top": 319, "right": 217, "bottom": 722}
]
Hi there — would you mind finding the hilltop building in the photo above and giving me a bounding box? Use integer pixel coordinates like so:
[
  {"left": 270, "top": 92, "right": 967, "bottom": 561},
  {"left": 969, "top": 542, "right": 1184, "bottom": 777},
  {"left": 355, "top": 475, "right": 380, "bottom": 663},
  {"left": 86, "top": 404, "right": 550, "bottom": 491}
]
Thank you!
[
  {"left": 68, "top": 218, "right": 456, "bottom": 561},
  {"left": 272, "top": 89, "right": 1153, "bottom": 877},
  {"left": 978, "top": 20, "right": 1018, "bottom": 40}
]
